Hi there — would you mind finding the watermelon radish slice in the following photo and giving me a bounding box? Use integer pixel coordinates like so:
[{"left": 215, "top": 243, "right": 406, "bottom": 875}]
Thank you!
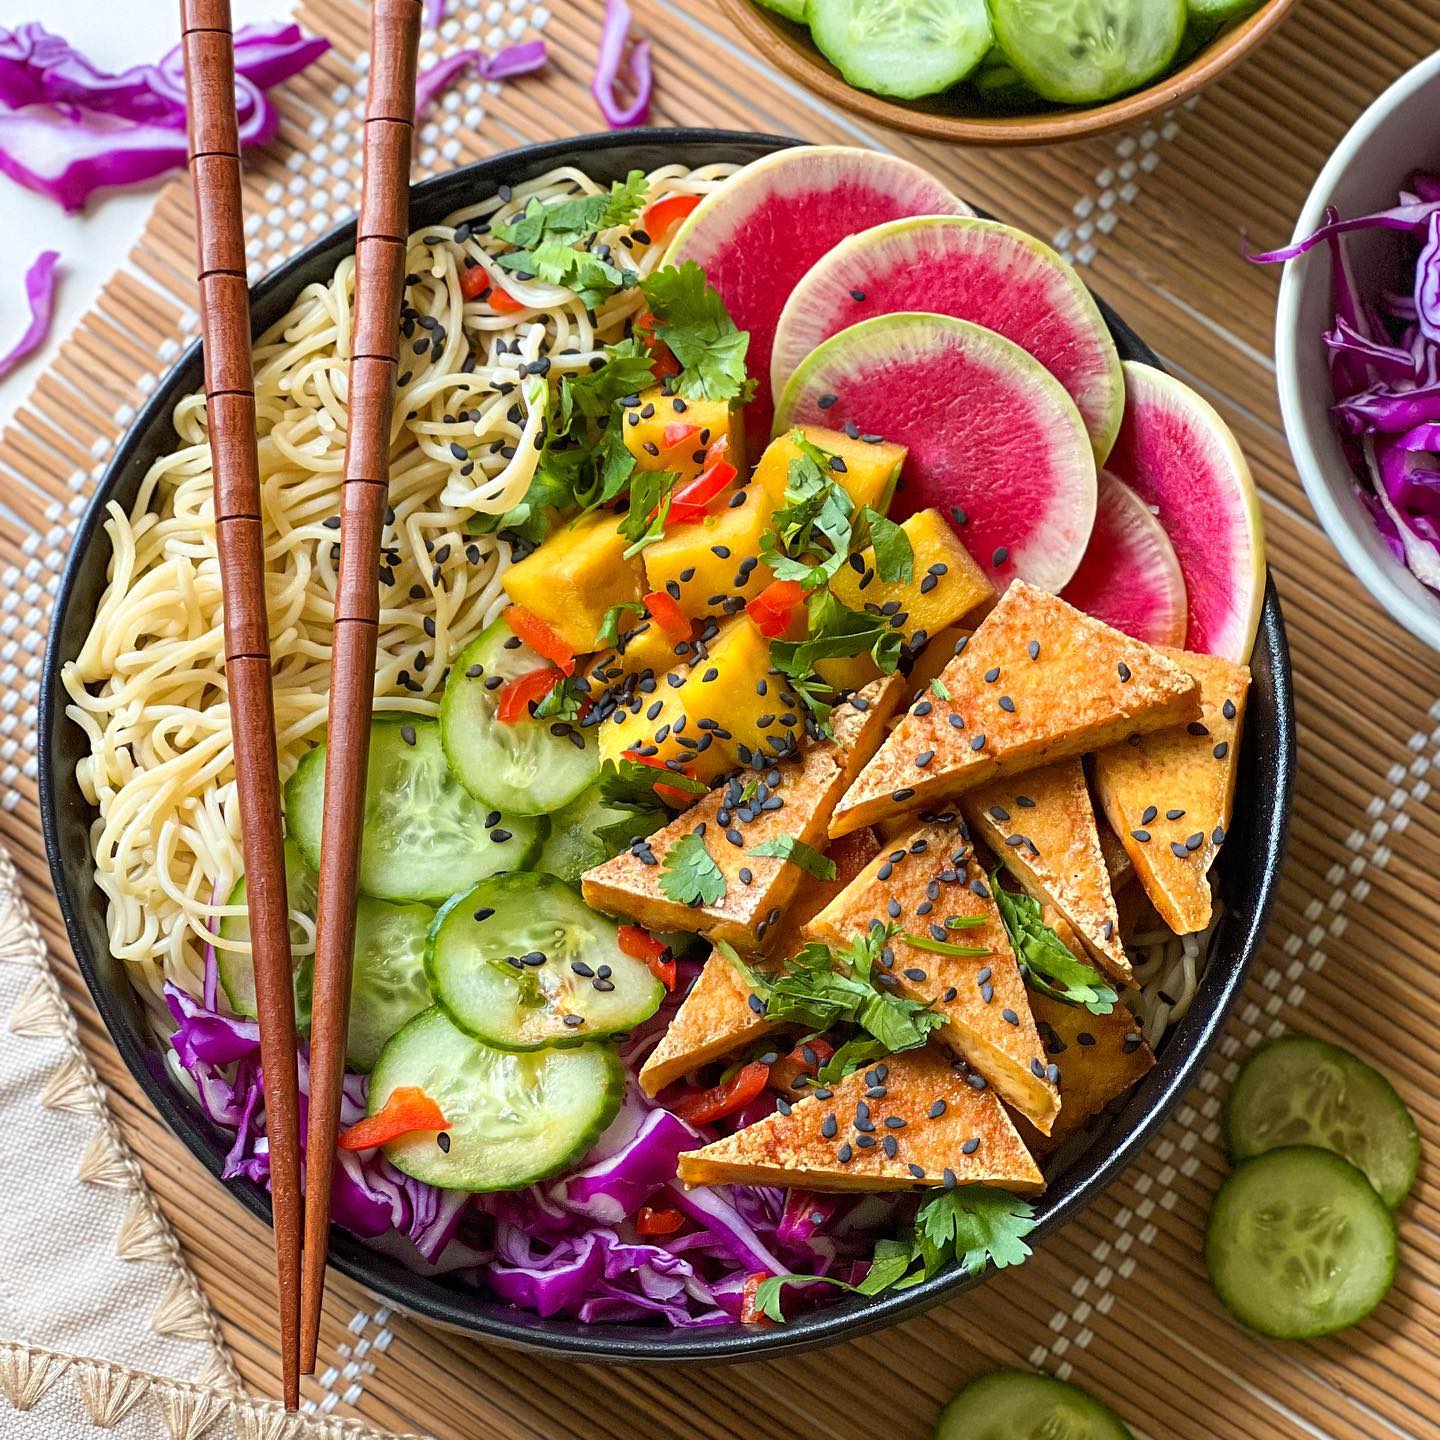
[
  {"left": 665, "top": 147, "right": 969, "bottom": 443},
  {"left": 1061, "top": 470, "right": 1188, "bottom": 646},
  {"left": 1106, "top": 362, "right": 1264, "bottom": 662},
  {"left": 771, "top": 216, "right": 1124, "bottom": 462},
  {"left": 775, "top": 313, "right": 1097, "bottom": 591}
]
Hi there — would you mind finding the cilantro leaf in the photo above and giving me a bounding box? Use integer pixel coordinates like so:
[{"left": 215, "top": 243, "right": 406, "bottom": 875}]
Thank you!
[
  {"left": 562, "top": 338, "right": 656, "bottom": 422},
  {"left": 658, "top": 831, "right": 727, "bottom": 907},
  {"left": 853, "top": 1237, "right": 920, "bottom": 1296},
  {"left": 916, "top": 1187, "right": 1037, "bottom": 1275},
  {"left": 531, "top": 676, "right": 588, "bottom": 723},
  {"left": 992, "top": 871, "right": 1118, "bottom": 1015},
  {"left": 596, "top": 757, "right": 708, "bottom": 809},
  {"left": 814, "top": 1034, "right": 890, "bottom": 1086},
  {"left": 618, "top": 469, "right": 678, "bottom": 557},
  {"left": 594, "top": 600, "right": 647, "bottom": 650},
  {"left": 752, "top": 1273, "right": 858, "bottom": 1323},
  {"left": 860, "top": 506, "right": 914, "bottom": 584},
  {"left": 746, "top": 834, "right": 837, "bottom": 880},
  {"left": 639, "top": 261, "right": 751, "bottom": 402},
  {"left": 494, "top": 170, "right": 649, "bottom": 248},
  {"left": 759, "top": 438, "right": 857, "bottom": 588},
  {"left": 930, "top": 676, "right": 952, "bottom": 702},
  {"left": 499, "top": 239, "right": 632, "bottom": 310},
  {"left": 770, "top": 588, "right": 903, "bottom": 687},
  {"left": 592, "top": 807, "right": 667, "bottom": 859}
]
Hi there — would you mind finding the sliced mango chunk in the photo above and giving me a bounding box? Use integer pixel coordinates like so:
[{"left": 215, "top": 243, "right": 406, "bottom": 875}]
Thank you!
[
  {"left": 753, "top": 425, "right": 907, "bottom": 514},
  {"left": 831, "top": 582, "right": 1201, "bottom": 837},
  {"left": 677, "top": 1045, "right": 1044, "bottom": 1194},
  {"left": 500, "top": 509, "right": 644, "bottom": 655},
  {"left": 586, "top": 616, "right": 688, "bottom": 688},
  {"left": 1092, "top": 647, "right": 1250, "bottom": 936},
  {"left": 642, "top": 480, "right": 778, "bottom": 618},
  {"left": 622, "top": 386, "right": 742, "bottom": 482},
  {"left": 693, "top": 616, "right": 799, "bottom": 770},
  {"left": 595, "top": 660, "right": 731, "bottom": 784},
  {"left": 830, "top": 508, "right": 995, "bottom": 649}
]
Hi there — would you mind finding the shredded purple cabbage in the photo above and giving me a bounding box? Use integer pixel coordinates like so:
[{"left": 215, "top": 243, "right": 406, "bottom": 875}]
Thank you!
[
  {"left": 1256, "top": 172, "right": 1440, "bottom": 593},
  {"left": 592, "top": 0, "right": 651, "bottom": 130},
  {"left": 162, "top": 979, "right": 894, "bottom": 1326},
  {"left": 0, "top": 22, "right": 327, "bottom": 212},
  {"left": 0, "top": 248, "right": 58, "bottom": 380},
  {"left": 414, "top": 42, "right": 547, "bottom": 114}
]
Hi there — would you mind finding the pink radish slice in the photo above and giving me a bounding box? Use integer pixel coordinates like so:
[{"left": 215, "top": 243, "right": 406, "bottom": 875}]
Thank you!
[
  {"left": 775, "top": 312, "right": 1096, "bottom": 592},
  {"left": 771, "top": 216, "right": 1124, "bottom": 462},
  {"left": 1106, "top": 362, "right": 1264, "bottom": 662},
  {"left": 665, "top": 146, "right": 969, "bottom": 444},
  {"left": 1061, "top": 470, "right": 1188, "bottom": 646}
]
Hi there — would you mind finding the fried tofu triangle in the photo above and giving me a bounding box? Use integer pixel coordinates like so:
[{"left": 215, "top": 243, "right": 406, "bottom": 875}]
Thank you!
[
  {"left": 830, "top": 582, "right": 1200, "bottom": 837},
  {"left": 582, "top": 678, "right": 901, "bottom": 950},
  {"left": 677, "top": 1045, "right": 1044, "bottom": 1194},
  {"left": 807, "top": 812, "right": 1060, "bottom": 1135},
  {"left": 963, "top": 759, "right": 1131, "bottom": 986},
  {"left": 1092, "top": 648, "right": 1249, "bottom": 936}
]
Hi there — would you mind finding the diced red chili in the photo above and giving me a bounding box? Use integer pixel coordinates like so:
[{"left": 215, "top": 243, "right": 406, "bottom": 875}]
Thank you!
[
  {"left": 617, "top": 924, "right": 676, "bottom": 991},
  {"left": 767, "top": 1037, "right": 835, "bottom": 1095},
  {"left": 497, "top": 666, "right": 564, "bottom": 724},
  {"left": 338, "top": 1086, "right": 448, "bottom": 1151},
  {"left": 670, "top": 1061, "right": 771, "bottom": 1126},
  {"left": 635, "top": 309, "right": 682, "bottom": 380},
  {"left": 662, "top": 421, "right": 700, "bottom": 450},
  {"left": 667, "top": 457, "right": 738, "bottom": 528},
  {"left": 635, "top": 1205, "right": 685, "bottom": 1237},
  {"left": 740, "top": 1271, "right": 772, "bottom": 1326},
  {"left": 458, "top": 266, "right": 526, "bottom": 312},
  {"left": 643, "top": 588, "right": 691, "bottom": 642},
  {"left": 642, "top": 193, "right": 702, "bottom": 248},
  {"left": 745, "top": 578, "right": 805, "bottom": 638},
  {"left": 503, "top": 604, "right": 576, "bottom": 674}
]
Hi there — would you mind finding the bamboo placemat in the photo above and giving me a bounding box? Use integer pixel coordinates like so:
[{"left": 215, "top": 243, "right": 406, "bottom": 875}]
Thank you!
[{"left": 2, "top": 0, "right": 1438, "bottom": 1435}]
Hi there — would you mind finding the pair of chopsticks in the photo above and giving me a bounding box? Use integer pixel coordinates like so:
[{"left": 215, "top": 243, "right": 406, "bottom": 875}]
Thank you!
[{"left": 180, "top": 0, "right": 421, "bottom": 1406}]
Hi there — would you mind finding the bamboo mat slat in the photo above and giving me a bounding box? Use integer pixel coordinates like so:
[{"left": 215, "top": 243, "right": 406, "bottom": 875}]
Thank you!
[{"left": 2, "top": 0, "right": 1438, "bottom": 1436}]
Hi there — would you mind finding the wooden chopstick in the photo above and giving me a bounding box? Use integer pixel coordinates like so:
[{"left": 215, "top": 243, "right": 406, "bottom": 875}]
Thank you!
[
  {"left": 178, "top": 0, "right": 303, "bottom": 1411},
  {"left": 300, "top": 0, "right": 422, "bottom": 1373}
]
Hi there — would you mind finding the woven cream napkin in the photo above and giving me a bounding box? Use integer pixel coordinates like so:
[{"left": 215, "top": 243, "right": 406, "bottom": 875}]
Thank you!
[{"left": 0, "top": 842, "right": 412, "bottom": 1439}]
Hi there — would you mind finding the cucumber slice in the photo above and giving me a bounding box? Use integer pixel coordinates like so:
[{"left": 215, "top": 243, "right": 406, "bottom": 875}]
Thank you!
[
  {"left": 216, "top": 838, "right": 316, "bottom": 1026},
  {"left": 537, "top": 785, "right": 663, "bottom": 886},
  {"left": 989, "top": 0, "right": 1185, "bottom": 105},
  {"left": 427, "top": 872, "right": 663, "bottom": 1049},
  {"left": 218, "top": 839, "right": 434, "bottom": 1070},
  {"left": 756, "top": 0, "right": 806, "bottom": 19},
  {"left": 1205, "top": 1147, "right": 1398, "bottom": 1339},
  {"left": 935, "top": 1370, "right": 1133, "bottom": 1440},
  {"left": 1224, "top": 1035, "right": 1419, "bottom": 1207},
  {"left": 285, "top": 716, "right": 544, "bottom": 906},
  {"left": 440, "top": 616, "right": 598, "bottom": 817},
  {"left": 370, "top": 1006, "right": 623, "bottom": 1190},
  {"left": 1185, "top": 0, "right": 1263, "bottom": 41},
  {"left": 808, "top": 0, "right": 992, "bottom": 100}
]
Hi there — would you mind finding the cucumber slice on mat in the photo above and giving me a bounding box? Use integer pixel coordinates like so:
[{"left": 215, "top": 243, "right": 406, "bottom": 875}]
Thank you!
[
  {"left": 935, "top": 1370, "right": 1133, "bottom": 1440},
  {"left": 440, "top": 616, "right": 598, "bottom": 817},
  {"left": 285, "top": 716, "right": 544, "bottom": 906},
  {"left": 427, "top": 872, "right": 664, "bottom": 1050},
  {"left": 218, "top": 839, "right": 434, "bottom": 1070},
  {"left": 369, "top": 1006, "right": 624, "bottom": 1191},
  {"left": 1205, "top": 1146, "right": 1398, "bottom": 1339},
  {"left": 1224, "top": 1035, "right": 1419, "bottom": 1207},
  {"left": 808, "top": 0, "right": 992, "bottom": 100},
  {"left": 989, "top": 0, "right": 1185, "bottom": 105}
]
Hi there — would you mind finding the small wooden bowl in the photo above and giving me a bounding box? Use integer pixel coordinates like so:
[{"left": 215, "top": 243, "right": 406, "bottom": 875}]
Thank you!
[{"left": 717, "top": 0, "right": 1302, "bottom": 145}]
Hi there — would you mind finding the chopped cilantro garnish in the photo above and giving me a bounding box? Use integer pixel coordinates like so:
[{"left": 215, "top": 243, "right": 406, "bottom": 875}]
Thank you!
[
  {"left": 493, "top": 171, "right": 649, "bottom": 249},
  {"left": 992, "top": 870, "right": 1118, "bottom": 1015},
  {"left": 638, "top": 261, "right": 752, "bottom": 402},
  {"left": 596, "top": 757, "right": 707, "bottom": 809},
  {"left": 930, "top": 676, "right": 952, "bottom": 702},
  {"left": 594, "top": 600, "right": 647, "bottom": 651},
  {"left": 746, "top": 834, "right": 836, "bottom": 880},
  {"left": 658, "top": 831, "right": 727, "bottom": 907}
]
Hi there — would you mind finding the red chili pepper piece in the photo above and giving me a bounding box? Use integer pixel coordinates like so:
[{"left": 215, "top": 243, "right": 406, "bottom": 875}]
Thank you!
[
  {"left": 635, "top": 308, "right": 682, "bottom": 380},
  {"left": 635, "top": 1205, "right": 686, "bottom": 1237},
  {"left": 745, "top": 578, "right": 805, "bottom": 638},
  {"left": 642, "top": 193, "right": 702, "bottom": 249},
  {"left": 458, "top": 266, "right": 526, "bottom": 312},
  {"left": 670, "top": 1061, "right": 771, "bottom": 1126},
  {"left": 662, "top": 421, "right": 700, "bottom": 450},
  {"left": 622, "top": 749, "right": 698, "bottom": 808},
  {"left": 338, "top": 1086, "right": 448, "bottom": 1151},
  {"left": 643, "top": 588, "right": 691, "bottom": 642},
  {"left": 497, "top": 666, "right": 564, "bottom": 724},
  {"left": 740, "top": 1271, "right": 772, "bottom": 1325},
  {"left": 617, "top": 923, "right": 676, "bottom": 990},
  {"left": 504, "top": 604, "right": 576, "bottom": 674},
  {"left": 767, "top": 1036, "right": 835, "bottom": 1094},
  {"left": 666, "top": 457, "right": 738, "bottom": 528}
]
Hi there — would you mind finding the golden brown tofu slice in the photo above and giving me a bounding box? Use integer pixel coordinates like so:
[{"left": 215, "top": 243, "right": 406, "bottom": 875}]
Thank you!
[
  {"left": 677, "top": 1044, "right": 1044, "bottom": 1193},
  {"left": 962, "top": 760, "right": 1131, "bottom": 986},
  {"left": 829, "top": 673, "right": 905, "bottom": 782},
  {"left": 639, "top": 948, "right": 782, "bottom": 1095},
  {"left": 807, "top": 813, "right": 1061, "bottom": 1135},
  {"left": 830, "top": 581, "right": 1200, "bottom": 837},
  {"left": 1091, "top": 648, "right": 1250, "bottom": 936},
  {"left": 1017, "top": 992, "right": 1155, "bottom": 1154},
  {"left": 582, "top": 679, "right": 902, "bottom": 950},
  {"left": 1097, "top": 816, "right": 1134, "bottom": 890}
]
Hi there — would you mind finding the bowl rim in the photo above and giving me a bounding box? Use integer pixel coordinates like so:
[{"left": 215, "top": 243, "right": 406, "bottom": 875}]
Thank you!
[
  {"left": 1274, "top": 47, "right": 1440, "bottom": 653},
  {"left": 39, "top": 125, "right": 1295, "bottom": 1364},
  {"left": 715, "top": 0, "right": 1303, "bottom": 146}
]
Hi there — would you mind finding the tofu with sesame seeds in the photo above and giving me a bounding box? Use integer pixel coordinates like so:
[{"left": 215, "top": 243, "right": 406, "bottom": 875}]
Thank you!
[
  {"left": 1014, "top": 990, "right": 1155, "bottom": 1155},
  {"left": 806, "top": 812, "right": 1061, "bottom": 1135},
  {"left": 830, "top": 581, "right": 1201, "bottom": 837},
  {"left": 676, "top": 1045, "right": 1044, "bottom": 1193},
  {"left": 582, "top": 678, "right": 903, "bottom": 949},
  {"left": 962, "top": 759, "right": 1132, "bottom": 986},
  {"left": 1091, "top": 648, "right": 1250, "bottom": 936}
]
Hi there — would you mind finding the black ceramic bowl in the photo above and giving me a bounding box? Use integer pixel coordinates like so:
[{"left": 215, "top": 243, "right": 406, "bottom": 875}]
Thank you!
[{"left": 40, "top": 128, "right": 1294, "bottom": 1364}]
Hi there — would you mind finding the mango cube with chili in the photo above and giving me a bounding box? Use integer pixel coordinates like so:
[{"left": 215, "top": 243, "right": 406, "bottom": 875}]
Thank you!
[{"left": 622, "top": 386, "right": 743, "bottom": 483}]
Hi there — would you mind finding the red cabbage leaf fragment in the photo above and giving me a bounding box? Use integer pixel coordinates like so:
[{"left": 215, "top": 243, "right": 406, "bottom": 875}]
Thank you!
[
  {"left": 414, "top": 41, "right": 547, "bottom": 114},
  {"left": 593, "top": 0, "right": 651, "bottom": 129},
  {"left": 0, "top": 22, "right": 328, "bottom": 212},
  {"left": 0, "top": 248, "right": 59, "bottom": 380}
]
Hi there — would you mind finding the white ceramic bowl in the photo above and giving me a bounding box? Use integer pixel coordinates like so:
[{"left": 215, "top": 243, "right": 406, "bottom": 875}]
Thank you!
[{"left": 1275, "top": 50, "right": 1440, "bottom": 651}]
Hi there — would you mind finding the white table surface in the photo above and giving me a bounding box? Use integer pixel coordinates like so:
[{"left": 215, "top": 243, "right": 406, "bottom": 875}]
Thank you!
[{"left": 0, "top": 0, "right": 275, "bottom": 430}]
